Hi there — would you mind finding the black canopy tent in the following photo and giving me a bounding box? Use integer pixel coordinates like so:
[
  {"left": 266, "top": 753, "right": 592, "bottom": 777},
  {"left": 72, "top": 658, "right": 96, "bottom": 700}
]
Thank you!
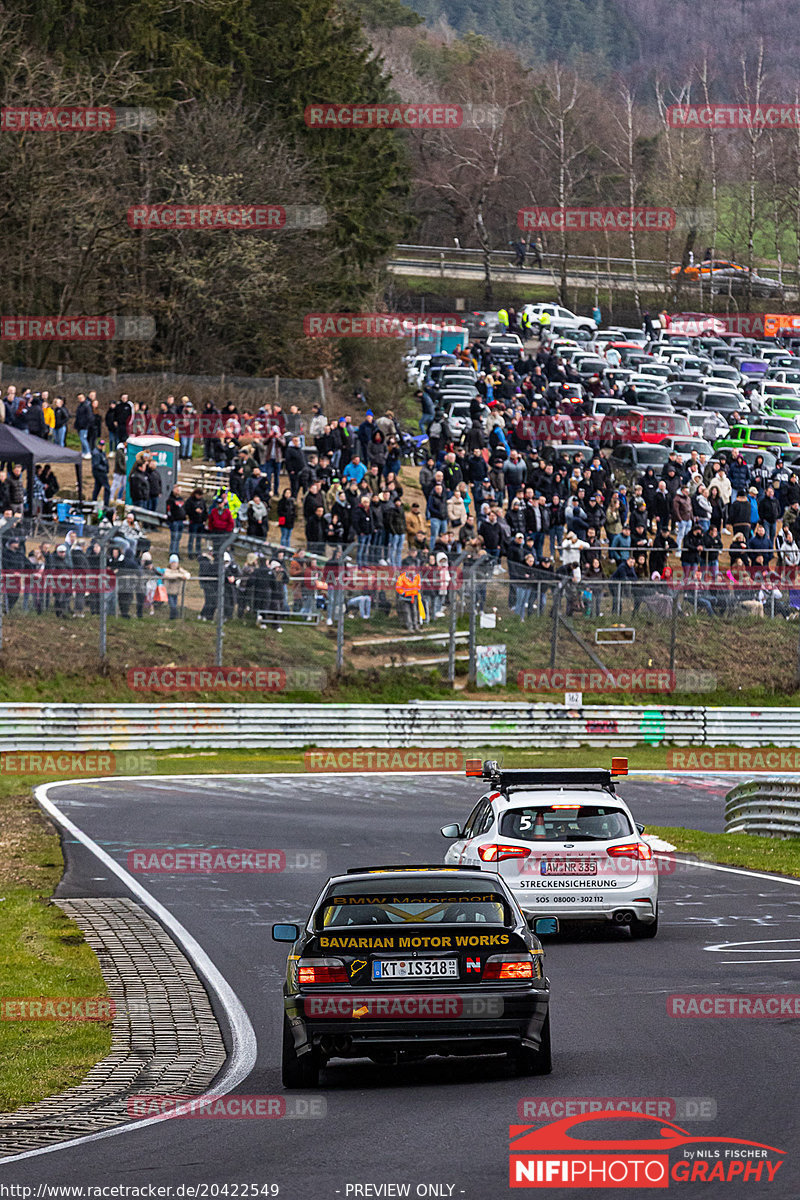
[{"left": 0, "top": 426, "right": 83, "bottom": 514}]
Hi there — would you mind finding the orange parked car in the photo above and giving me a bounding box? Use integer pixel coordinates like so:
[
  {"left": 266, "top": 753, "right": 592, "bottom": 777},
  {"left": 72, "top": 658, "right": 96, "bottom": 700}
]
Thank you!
[{"left": 670, "top": 259, "right": 745, "bottom": 280}]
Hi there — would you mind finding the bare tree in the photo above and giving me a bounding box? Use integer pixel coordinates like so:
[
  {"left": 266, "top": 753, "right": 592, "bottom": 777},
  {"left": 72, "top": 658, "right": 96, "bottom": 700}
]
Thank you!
[
  {"left": 414, "top": 59, "right": 526, "bottom": 303},
  {"left": 528, "top": 65, "right": 596, "bottom": 305},
  {"left": 656, "top": 77, "right": 706, "bottom": 306},
  {"left": 738, "top": 41, "right": 767, "bottom": 309},
  {"left": 606, "top": 84, "right": 646, "bottom": 318}
]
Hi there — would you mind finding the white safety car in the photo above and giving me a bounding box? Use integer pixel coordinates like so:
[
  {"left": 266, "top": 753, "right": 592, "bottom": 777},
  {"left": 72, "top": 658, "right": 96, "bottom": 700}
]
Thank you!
[{"left": 441, "top": 759, "right": 658, "bottom": 938}]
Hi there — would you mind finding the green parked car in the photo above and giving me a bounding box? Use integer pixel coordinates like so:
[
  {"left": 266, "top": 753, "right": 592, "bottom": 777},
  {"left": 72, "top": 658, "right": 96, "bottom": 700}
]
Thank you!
[
  {"left": 713, "top": 424, "right": 793, "bottom": 453},
  {"left": 762, "top": 395, "right": 800, "bottom": 421}
]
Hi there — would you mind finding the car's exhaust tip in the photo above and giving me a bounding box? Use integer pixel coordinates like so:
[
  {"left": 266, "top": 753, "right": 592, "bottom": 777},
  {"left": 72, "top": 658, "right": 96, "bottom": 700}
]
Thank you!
[{"left": 614, "top": 909, "right": 636, "bottom": 924}]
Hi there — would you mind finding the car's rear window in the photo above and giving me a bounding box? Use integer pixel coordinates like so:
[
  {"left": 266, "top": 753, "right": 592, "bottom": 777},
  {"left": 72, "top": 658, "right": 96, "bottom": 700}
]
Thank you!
[
  {"left": 316, "top": 884, "right": 510, "bottom": 928},
  {"left": 500, "top": 805, "right": 632, "bottom": 842},
  {"left": 750, "top": 427, "right": 790, "bottom": 442}
]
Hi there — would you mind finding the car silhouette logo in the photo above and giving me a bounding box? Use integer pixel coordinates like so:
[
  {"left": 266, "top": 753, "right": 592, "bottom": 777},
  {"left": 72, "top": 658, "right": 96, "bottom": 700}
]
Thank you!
[{"left": 510, "top": 1112, "right": 784, "bottom": 1155}]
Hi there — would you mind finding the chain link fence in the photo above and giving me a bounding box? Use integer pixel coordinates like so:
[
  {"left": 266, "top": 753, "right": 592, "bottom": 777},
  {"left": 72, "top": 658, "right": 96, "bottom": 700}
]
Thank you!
[
  {"left": 0, "top": 523, "right": 797, "bottom": 699},
  {"left": 0, "top": 364, "right": 326, "bottom": 409},
  {"left": 468, "top": 574, "right": 800, "bottom": 697}
]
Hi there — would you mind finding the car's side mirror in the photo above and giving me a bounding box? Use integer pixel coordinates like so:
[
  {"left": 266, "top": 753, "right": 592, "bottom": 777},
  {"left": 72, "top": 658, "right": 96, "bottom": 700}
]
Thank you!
[
  {"left": 636, "top": 823, "right": 645, "bottom": 834},
  {"left": 441, "top": 823, "right": 462, "bottom": 838},
  {"left": 532, "top": 917, "right": 559, "bottom": 937},
  {"left": 272, "top": 923, "right": 300, "bottom": 942}
]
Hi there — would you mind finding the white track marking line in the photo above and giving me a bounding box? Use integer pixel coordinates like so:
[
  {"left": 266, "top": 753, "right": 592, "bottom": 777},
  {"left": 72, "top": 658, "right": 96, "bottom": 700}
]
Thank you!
[
  {"left": 6, "top": 766, "right": 800, "bottom": 1161},
  {"left": 0, "top": 781, "right": 258, "bottom": 1165}
]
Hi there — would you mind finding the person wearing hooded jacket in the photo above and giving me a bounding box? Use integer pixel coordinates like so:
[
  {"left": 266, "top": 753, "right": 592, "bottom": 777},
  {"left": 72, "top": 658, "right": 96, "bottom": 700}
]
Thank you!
[
  {"left": 128, "top": 456, "right": 149, "bottom": 507},
  {"left": 727, "top": 452, "right": 750, "bottom": 494},
  {"left": 777, "top": 526, "right": 800, "bottom": 570},
  {"left": 26, "top": 396, "right": 47, "bottom": 439},
  {"left": 108, "top": 543, "right": 143, "bottom": 618},
  {"left": 560, "top": 530, "right": 589, "bottom": 575},
  {"left": 3, "top": 536, "right": 29, "bottom": 610},
  {"left": 639, "top": 467, "right": 658, "bottom": 513},
  {"left": 197, "top": 547, "right": 218, "bottom": 620}
]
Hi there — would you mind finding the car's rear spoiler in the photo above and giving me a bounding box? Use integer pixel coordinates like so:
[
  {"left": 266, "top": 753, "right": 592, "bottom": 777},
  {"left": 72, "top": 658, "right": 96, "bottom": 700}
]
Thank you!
[
  {"left": 344, "top": 864, "right": 480, "bottom": 875},
  {"left": 464, "top": 759, "right": 627, "bottom": 792}
]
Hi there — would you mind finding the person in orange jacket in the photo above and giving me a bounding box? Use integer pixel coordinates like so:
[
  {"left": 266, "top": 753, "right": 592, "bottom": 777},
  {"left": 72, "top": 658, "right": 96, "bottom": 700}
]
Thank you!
[{"left": 395, "top": 565, "right": 422, "bottom": 630}]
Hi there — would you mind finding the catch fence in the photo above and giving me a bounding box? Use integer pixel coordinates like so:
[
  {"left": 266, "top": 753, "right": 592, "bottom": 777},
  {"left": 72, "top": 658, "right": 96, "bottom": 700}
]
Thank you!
[{"left": 1, "top": 522, "right": 796, "bottom": 701}]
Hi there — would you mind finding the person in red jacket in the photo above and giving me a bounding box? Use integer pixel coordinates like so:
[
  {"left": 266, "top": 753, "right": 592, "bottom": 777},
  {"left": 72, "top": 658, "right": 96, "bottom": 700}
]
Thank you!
[{"left": 207, "top": 493, "right": 234, "bottom": 534}]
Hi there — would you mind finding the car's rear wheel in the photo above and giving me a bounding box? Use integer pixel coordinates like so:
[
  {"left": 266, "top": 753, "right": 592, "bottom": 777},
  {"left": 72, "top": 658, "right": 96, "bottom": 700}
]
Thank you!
[
  {"left": 629, "top": 908, "right": 659, "bottom": 939},
  {"left": 282, "top": 1016, "right": 321, "bottom": 1088},
  {"left": 509, "top": 1011, "right": 552, "bottom": 1075}
]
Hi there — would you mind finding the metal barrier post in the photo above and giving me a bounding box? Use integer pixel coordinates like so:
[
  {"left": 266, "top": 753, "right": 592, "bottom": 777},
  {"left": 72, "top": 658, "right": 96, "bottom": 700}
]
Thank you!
[
  {"left": 336, "top": 580, "right": 345, "bottom": 674},
  {"left": 0, "top": 526, "right": 4, "bottom": 650},
  {"left": 216, "top": 539, "right": 225, "bottom": 667},
  {"left": 99, "top": 539, "right": 107, "bottom": 662},
  {"left": 214, "top": 530, "right": 237, "bottom": 668},
  {"left": 669, "top": 590, "right": 679, "bottom": 672},
  {"left": 448, "top": 580, "right": 457, "bottom": 685},
  {"left": 550, "top": 582, "right": 561, "bottom": 668},
  {"left": 468, "top": 573, "right": 477, "bottom": 685}
]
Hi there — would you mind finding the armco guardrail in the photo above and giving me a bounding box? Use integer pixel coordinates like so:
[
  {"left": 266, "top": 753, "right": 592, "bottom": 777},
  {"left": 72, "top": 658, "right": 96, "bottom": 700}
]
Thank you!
[
  {"left": 725, "top": 779, "right": 800, "bottom": 837},
  {"left": 388, "top": 243, "right": 790, "bottom": 296},
  {"left": 0, "top": 701, "right": 702, "bottom": 751},
  {"left": 2, "top": 701, "right": 800, "bottom": 753},
  {"left": 0, "top": 700, "right": 791, "bottom": 752},
  {"left": 704, "top": 710, "right": 796, "bottom": 747}
]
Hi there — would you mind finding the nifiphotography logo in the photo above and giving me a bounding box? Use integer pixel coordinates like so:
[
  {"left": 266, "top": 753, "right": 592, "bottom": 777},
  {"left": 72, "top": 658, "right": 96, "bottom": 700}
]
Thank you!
[{"left": 509, "top": 1112, "right": 785, "bottom": 1187}]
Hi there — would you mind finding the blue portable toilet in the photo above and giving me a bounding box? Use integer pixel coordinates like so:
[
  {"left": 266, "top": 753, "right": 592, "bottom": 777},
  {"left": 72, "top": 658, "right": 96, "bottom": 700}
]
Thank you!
[{"left": 125, "top": 435, "right": 178, "bottom": 514}]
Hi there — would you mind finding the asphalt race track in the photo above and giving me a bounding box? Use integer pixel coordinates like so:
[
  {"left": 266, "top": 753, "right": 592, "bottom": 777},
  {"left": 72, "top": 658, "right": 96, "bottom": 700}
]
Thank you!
[{"left": 2, "top": 771, "right": 800, "bottom": 1198}]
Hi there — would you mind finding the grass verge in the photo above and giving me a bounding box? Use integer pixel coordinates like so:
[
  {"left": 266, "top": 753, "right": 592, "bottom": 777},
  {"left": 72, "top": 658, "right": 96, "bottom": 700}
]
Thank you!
[
  {"left": 647, "top": 825, "right": 800, "bottom": 880},
  {"left": 0, "top": 789, "right": 111, "bottom": 1112}
]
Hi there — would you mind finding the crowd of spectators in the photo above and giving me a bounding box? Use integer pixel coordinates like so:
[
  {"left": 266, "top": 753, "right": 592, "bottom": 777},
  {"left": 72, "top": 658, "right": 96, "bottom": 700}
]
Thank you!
[{"left": 5, "top": 327, "right": 800, "bottom": 628}]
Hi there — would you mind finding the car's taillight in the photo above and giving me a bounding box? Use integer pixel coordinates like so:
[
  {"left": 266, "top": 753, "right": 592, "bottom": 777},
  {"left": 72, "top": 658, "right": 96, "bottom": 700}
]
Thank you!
[
  {"left": 297, "top": 958, "right": 348, "bottom": 985},
  {"left": 483, "top": 954, "right": 535, "bottom": 981},
  {"left": 607, "top": 842, "right": 652, "bottom": 861},
  {"left": 478, "top": 844, "right": 532, "bottom": 862}
]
